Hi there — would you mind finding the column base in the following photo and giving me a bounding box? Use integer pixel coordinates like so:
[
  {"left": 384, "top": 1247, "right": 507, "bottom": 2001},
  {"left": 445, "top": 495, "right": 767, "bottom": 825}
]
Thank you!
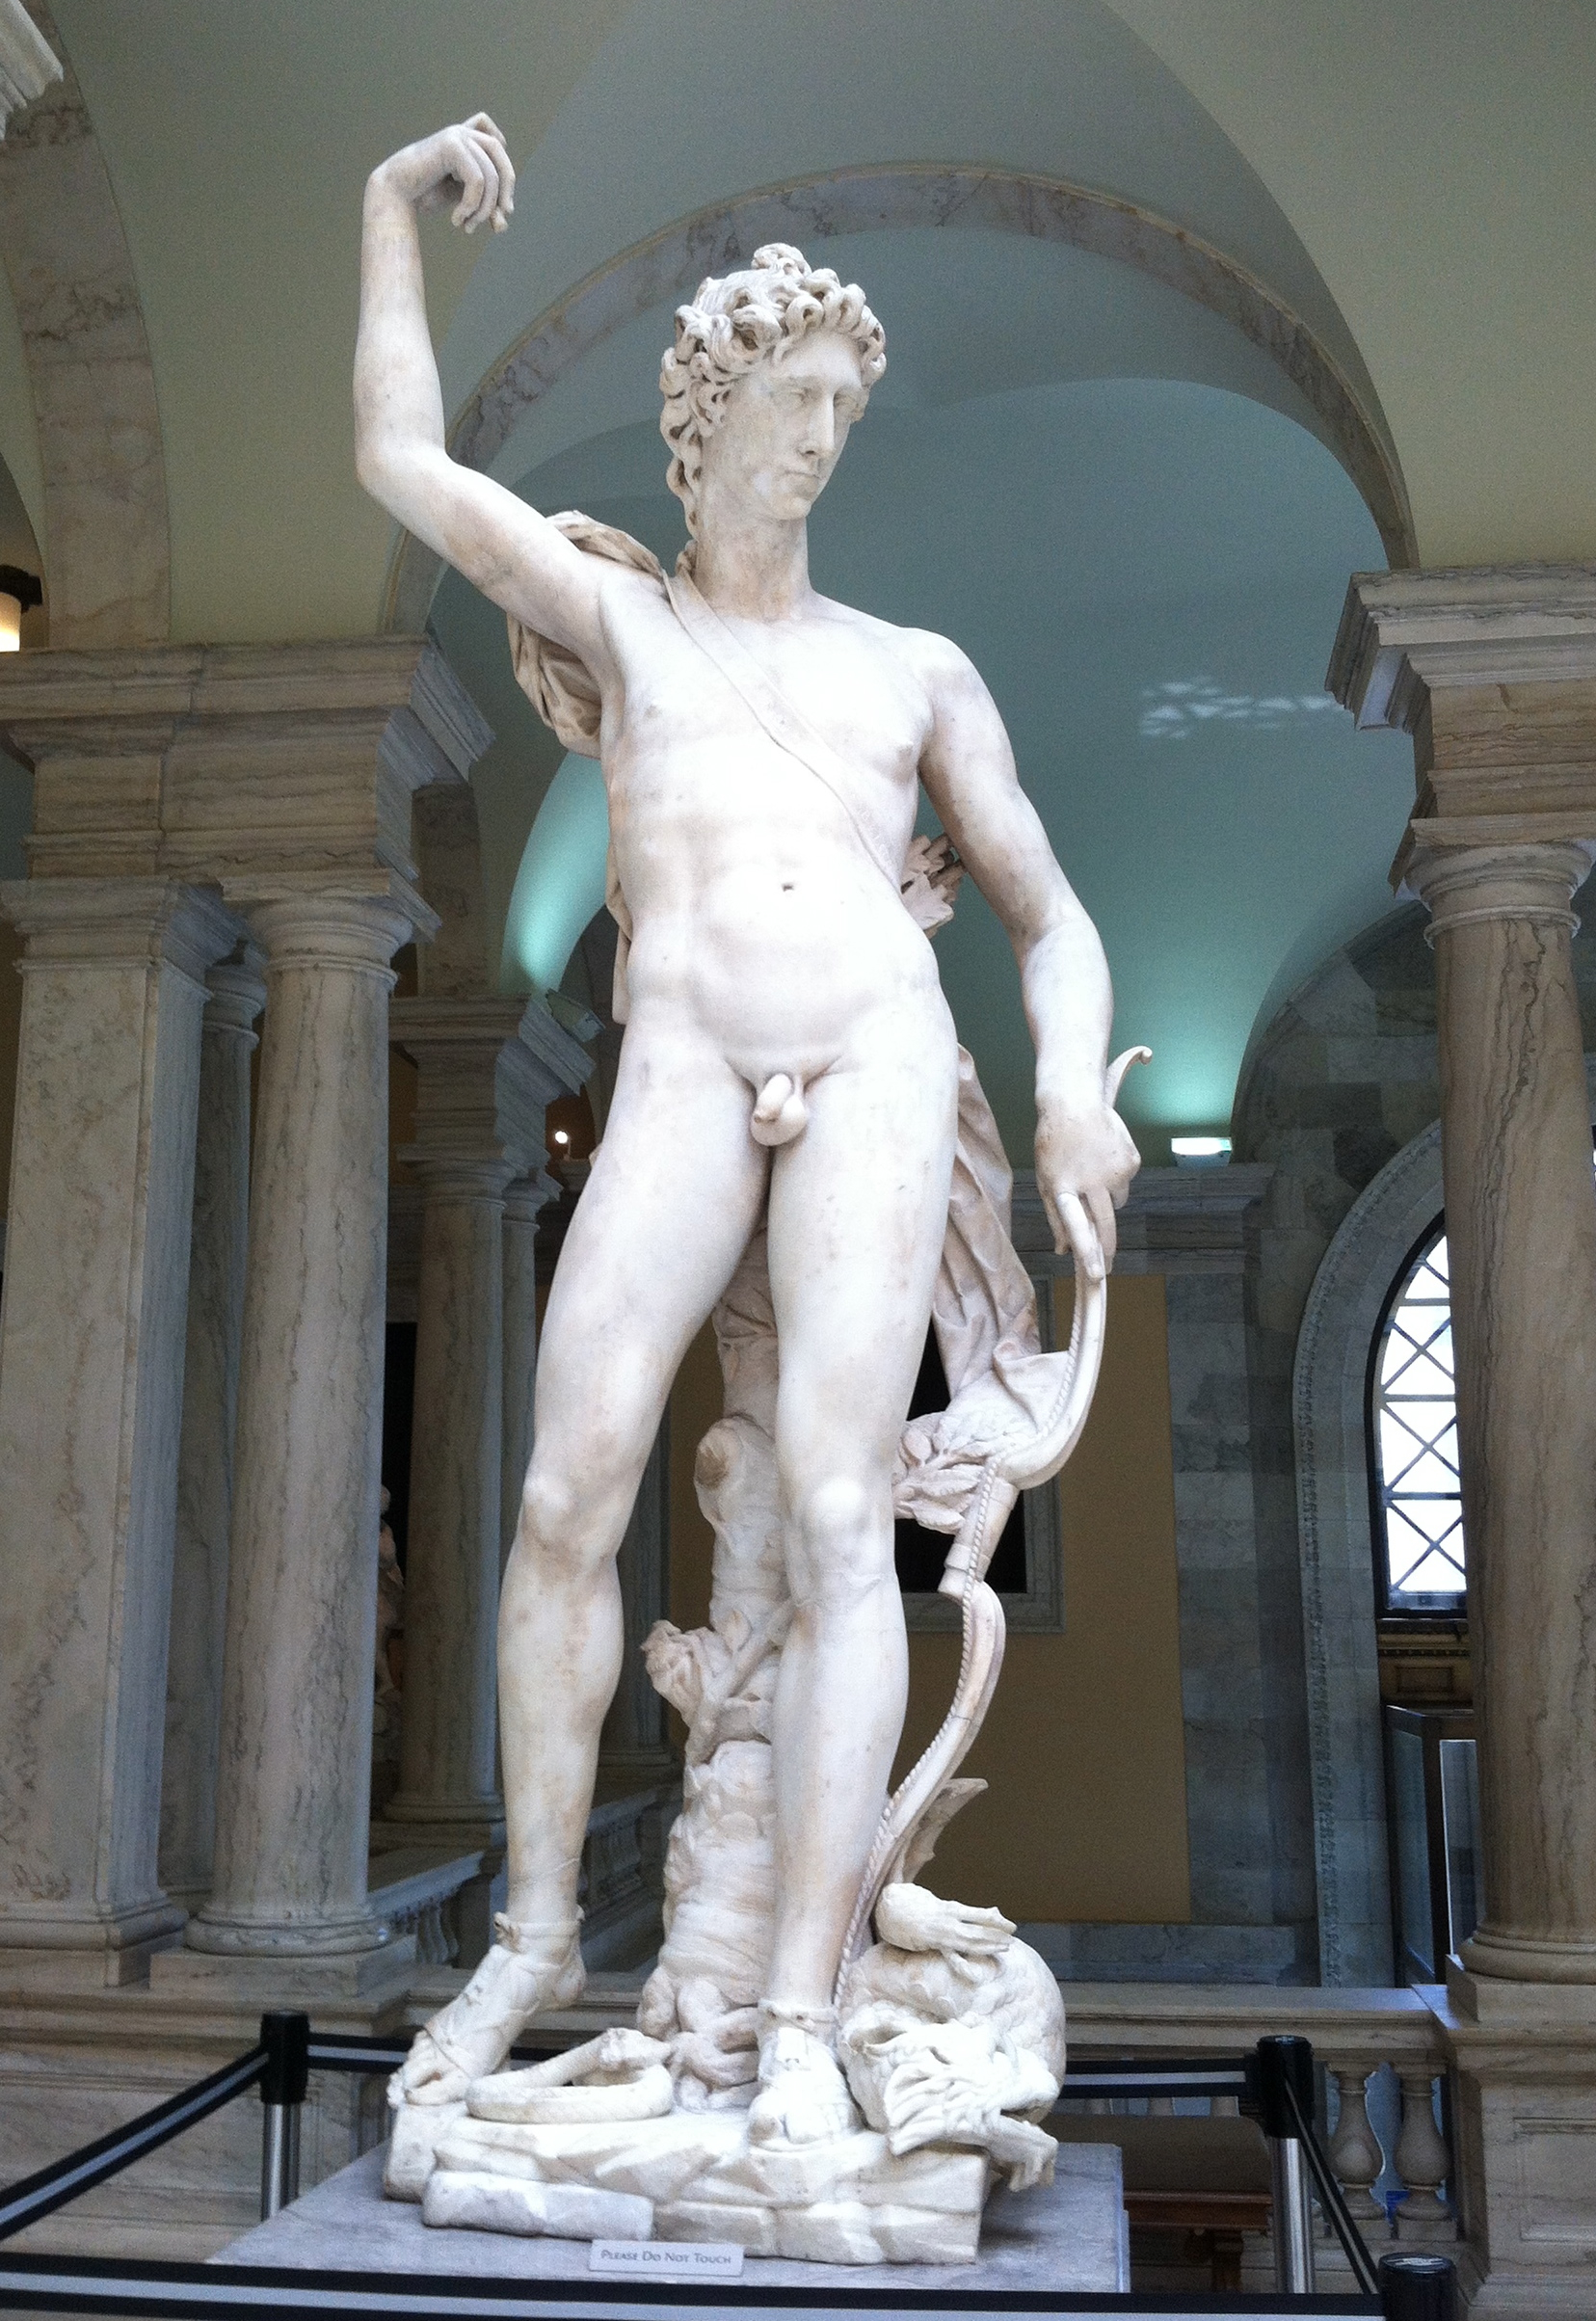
[
  {"left": 1428, "top": 1974, "right": 1596, "bottom": 2314},
  {"left": 150, "top": 1935, "right": 417, "bottom": 2004},
  {"left": 0, "top": 1933, "right": 186, "bottom": 1992},
  {"left": 184, "top": 1898, "right": 389, "bottom": 1959},
  {"left": 0, "top": 1897, "right": 187, "bottom": 1990},
  {"left": 1458, "top": 1928, "right": 1596, "bottom": 1988},
  {"left": 1448, "top": 1955, "right": 1596, "bottom": 2023}
]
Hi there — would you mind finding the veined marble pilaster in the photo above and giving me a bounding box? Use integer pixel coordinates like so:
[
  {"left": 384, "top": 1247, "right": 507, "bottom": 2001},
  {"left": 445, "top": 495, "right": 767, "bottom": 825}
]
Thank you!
[
  {"left": 1332, "top": 565, "right": 1596, "bottom": 1994},
  {"left": 0, "top": 878, "right": 240, "bottom": 1973},
  {"left": 159, "top": 949, "right": 265, "bottom": 1914},
  {"left": 190, "top": 893, "right": 421, "bottom": 1959},
  {"left": 380, "top": 1001, "right": 590, "bottom": 1958},
  {"left": 1409, "top": 838, "right": 1596, "bottom": 1984},
  {"left": 0, "top": 637, "right": 493, "bottom": 1984}
]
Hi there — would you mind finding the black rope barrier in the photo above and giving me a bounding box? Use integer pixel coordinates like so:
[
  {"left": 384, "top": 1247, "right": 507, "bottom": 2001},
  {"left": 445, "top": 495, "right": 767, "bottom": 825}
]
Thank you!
[
  {"left": 0, "top": 2042, "right": 268, "bottom": 2243},
  {"left": 0, "top": 2015, "right": 1458, "bottom": 2314},
  {"left": 1281, "top": 2068, "right": 1383, "bottom": 2297}
]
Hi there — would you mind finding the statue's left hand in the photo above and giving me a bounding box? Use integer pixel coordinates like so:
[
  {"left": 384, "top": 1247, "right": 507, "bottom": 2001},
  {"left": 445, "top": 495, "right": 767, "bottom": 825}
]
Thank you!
[
  {"left": 1035, "top": 1095, "right": 1140, "bottom": 1283},
  {"left": 876, "top": 1881, "right": 1015, "bottom": 1968}
]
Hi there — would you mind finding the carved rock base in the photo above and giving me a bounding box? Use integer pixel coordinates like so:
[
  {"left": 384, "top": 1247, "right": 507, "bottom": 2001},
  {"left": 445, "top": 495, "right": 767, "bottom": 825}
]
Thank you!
[{"left": 387, "top": 2104, "right": 992, "bottom": 2265}]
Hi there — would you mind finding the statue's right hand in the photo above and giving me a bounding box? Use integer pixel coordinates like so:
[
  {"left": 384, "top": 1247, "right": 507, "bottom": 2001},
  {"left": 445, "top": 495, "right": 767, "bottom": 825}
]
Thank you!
[{"left": 374, "top": 114, "right": 515, "bottom": 235}]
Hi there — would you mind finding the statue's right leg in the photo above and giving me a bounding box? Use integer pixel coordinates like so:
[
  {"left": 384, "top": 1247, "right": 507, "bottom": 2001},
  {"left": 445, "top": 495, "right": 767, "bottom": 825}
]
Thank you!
[{"left": 392, "top": 1016, "right": 768, "bottom": 2106}]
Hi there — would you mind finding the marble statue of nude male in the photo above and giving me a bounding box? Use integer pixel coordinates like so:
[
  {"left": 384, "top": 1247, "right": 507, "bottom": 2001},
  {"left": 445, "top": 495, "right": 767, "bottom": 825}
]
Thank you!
[{"left": 356, "top": 115, "right": 1139, "bottom": 2146}]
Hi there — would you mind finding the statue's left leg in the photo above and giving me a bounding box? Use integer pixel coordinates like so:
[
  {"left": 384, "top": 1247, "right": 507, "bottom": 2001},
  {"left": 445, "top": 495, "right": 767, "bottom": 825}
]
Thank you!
[{"left": 751, "top": 996, "right": 960, "bottom": 2143}]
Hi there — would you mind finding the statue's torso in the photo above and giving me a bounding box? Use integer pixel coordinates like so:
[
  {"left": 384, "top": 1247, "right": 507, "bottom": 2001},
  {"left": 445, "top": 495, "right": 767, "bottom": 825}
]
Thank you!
[{"left": 597, "top": 576, "right": 948, "bottom": 1076}]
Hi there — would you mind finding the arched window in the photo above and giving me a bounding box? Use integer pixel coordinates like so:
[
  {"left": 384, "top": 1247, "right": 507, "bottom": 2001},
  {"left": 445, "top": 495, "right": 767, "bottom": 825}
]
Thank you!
[{"left": 1367, "top": 1219, "right": 1465, "bottom": 1614}]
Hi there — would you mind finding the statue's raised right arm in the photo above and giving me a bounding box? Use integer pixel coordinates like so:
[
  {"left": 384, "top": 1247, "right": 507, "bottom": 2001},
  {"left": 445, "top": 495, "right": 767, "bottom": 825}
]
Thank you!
[{"left": 355, "top": 116, "right": 612, "bottom": 669}]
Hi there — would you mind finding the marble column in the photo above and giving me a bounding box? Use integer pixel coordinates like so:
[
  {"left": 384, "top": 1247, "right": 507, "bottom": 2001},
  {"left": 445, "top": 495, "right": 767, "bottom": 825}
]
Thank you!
[
  {"left": 1331, "top": 568, "right": 1596, "bottom": 1988},
  {"left": 390, "top": 1148, "right": 516, "bottom": 1835},
  {"left": 0, "top": 879, "right": 239, "bottom": 1976},
  {"left": 0, "top": 636, "right": 492, "bottom": 1988},
  {"left": 380, "top": 1002, "right": 587, "bottom": 1958},
  {"left": 1408, "top": 838, "right": 1596, "bottom": 1981},
  {"left": 158, "top": 949, "right": 266, "bottom": 1914},
  {"left": 188, "top": 892, "right": 419, "bottom": 1960},
  {"left": 500, "top": 1166, "right": 558, "bottom": 1573}
]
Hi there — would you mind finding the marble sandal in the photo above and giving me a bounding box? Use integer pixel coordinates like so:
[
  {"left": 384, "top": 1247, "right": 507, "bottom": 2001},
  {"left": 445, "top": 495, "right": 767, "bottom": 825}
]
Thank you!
[
  {"left": 388, "top": 1914, "right": 585, "bottom": 2108},
  {"left": 747, "top": 2003, "right": 857, "bottom": 2146}
]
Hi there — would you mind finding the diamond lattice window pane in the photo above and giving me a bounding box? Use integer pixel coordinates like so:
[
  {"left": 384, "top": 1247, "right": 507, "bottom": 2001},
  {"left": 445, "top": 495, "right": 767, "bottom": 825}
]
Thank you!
[{"left": 1372, "top": 1223, "right": 1466, "bottom": 1608}]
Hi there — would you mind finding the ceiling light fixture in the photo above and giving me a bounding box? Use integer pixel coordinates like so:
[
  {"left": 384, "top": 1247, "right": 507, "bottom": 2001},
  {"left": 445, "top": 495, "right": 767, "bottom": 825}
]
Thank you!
[{"left": 1172, "top": 1134, "right": 1232, "bottom": 1169}]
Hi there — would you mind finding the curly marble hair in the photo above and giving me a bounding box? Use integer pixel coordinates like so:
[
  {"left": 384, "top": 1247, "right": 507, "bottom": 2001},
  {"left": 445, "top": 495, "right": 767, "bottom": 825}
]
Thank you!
[{"left": 659, "top": 242, "right": 886, "bottom": 541}]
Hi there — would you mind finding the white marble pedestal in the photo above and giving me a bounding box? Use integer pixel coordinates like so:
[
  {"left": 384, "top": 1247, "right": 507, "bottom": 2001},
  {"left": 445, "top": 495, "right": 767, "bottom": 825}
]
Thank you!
[{"left": 222, "top": 2143, "right": 1129, "bottom": 2294}]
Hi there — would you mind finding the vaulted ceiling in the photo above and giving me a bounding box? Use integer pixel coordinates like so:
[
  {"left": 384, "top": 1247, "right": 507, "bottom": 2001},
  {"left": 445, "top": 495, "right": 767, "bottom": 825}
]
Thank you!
[{"left": 2, "top": 0, "right": 1591, "bottom": 1160}]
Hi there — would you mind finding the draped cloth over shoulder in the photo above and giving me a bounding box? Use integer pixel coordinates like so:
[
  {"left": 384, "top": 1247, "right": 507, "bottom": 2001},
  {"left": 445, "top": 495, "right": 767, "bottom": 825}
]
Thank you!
[{"left": 501, "top": 511, "right": 1139, "bottom": 1972}]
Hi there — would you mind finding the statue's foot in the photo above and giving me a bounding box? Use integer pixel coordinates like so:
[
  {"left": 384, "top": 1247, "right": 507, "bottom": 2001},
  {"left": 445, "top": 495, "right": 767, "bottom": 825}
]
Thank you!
[
  {"left": 747, "top": 2021, "right": 857, "bottom": 2146},
  {"left": 388, "top": 1915, "right": 584, "bottom": 2109}
]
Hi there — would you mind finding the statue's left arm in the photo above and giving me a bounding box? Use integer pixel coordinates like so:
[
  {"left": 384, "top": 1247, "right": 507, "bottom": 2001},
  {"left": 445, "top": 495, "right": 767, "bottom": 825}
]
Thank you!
[{"left": 915, "top": 634, "right": 1140, "bottom": 1280}]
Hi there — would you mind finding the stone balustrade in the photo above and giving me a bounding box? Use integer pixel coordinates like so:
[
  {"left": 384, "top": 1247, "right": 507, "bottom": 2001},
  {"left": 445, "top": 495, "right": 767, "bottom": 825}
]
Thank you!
[
  {"left": 1049, "top": 1984, "right": 1458, "bottom": 2270},
  {"left": 366, "top": 1849, "right": 485, "bottom": 1969}
]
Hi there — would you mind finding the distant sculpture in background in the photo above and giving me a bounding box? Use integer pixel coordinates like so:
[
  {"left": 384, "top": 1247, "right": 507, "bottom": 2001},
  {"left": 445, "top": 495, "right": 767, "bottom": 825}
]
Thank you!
[{"left": 357, "top": 114, "right": 1141, "bottom": 2261}]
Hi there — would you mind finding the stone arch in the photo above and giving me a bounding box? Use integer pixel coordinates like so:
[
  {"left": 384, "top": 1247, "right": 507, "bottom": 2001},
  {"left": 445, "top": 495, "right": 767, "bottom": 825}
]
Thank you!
[
  {"left": 384, "top": 162, "right": 1415, "bottom": 632},
  {"left": 0, "top": 0, "right": 170, "bottom": 644}
]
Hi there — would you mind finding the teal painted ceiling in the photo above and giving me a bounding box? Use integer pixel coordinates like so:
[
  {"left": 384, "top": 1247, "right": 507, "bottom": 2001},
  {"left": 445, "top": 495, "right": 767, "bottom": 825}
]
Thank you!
[{"left": 430, "top": 229, "right": 1413, "bottom": 1166}]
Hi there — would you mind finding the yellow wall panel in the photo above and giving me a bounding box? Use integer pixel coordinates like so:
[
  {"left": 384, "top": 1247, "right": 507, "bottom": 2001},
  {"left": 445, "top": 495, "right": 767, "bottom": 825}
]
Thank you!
[{"left": 664, "top": 1273, "right": 1190, "bottom": 1927}]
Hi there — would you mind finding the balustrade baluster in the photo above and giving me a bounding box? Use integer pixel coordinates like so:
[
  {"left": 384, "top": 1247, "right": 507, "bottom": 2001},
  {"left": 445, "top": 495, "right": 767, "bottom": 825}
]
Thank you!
[
  {"left": 1327, "top": 2055, "right": 1389, "bottom": 2230},
  {"left": 1394, "top": 2070, "right": 1456, "bottom": 2241}
]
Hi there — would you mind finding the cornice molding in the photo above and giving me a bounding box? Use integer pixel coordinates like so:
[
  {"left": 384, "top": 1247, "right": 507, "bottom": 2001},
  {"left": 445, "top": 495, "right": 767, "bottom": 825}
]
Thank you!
[
  {"left": 1329, "top": 565, "right": 1596, "bottom": 734},
  {"left": 0, "top": 639, "right": 491, "bottom": 894}
]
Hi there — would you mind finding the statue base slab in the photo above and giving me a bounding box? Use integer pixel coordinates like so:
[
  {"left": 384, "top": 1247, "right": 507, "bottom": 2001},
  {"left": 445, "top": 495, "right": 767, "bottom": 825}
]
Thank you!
[
  {"left": 391, "top": 2103, "right": 996, "bottom": 2265},
  {"left": 224, "top": 2141, "right": 1128, "bottom": 2290}
]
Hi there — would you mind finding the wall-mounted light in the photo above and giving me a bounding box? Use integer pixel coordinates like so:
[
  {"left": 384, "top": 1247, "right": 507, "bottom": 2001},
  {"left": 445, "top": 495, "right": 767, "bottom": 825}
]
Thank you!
[
  {"left": 0, "top": 565, "right": 42, "bottom": 653},
  {"left": 1172, "top": 1134, "right": 1232, "bottom": 1170}
]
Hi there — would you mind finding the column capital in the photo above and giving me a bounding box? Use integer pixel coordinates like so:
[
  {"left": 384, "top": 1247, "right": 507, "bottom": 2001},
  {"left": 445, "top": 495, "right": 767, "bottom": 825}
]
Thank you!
[
  {"left": 243, "top": 888, "right": 422, "bottom": 975},
  {"left": 400, "top": 1154, "right": 518, "bottom": 1203},
  {"left": 0, "top": 875, "right": 243, "bottom": 987},
  {"left": 1401, "top": 837, "right": 1596, "bottom": 938},
  {"left": 202, "top": 947, "right": 267, "bottom": 1038},
  {"left": 502, "top": 1168, "right": 561, "bottom": 1226},
  {"left": 393, "top": 996, "right": 592, "bottom": 1173},
  {"left": 391, "top": 996, "right": 535, "bottom": 1056},
  {"left": 512, "top": 998, "right": 596, "bottom": 1106}
]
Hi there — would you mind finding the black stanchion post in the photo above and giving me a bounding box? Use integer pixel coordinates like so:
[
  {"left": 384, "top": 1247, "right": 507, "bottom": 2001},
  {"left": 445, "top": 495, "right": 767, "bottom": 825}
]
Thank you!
[
  {"left": 1378, "top": 2251, "right": 1458, "bottom": 2320},
  {"left": 1249, "top": 2034, "right": 1317, "bottom": 2295},
  {"left": 258, "top": 2011, "right": 309, "bottom": 2221}
]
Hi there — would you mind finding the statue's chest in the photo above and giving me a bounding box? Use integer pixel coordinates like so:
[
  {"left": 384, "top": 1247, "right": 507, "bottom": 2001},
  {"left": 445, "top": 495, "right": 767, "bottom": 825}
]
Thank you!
[{"left": 614, "top": 617, "right": 925, "bottom": 783}]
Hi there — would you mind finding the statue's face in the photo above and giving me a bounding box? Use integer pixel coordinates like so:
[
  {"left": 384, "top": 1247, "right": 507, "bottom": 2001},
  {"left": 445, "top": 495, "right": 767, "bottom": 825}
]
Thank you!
[{"left": 700, "top": 330, "right": 868, "bottom": 524}]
